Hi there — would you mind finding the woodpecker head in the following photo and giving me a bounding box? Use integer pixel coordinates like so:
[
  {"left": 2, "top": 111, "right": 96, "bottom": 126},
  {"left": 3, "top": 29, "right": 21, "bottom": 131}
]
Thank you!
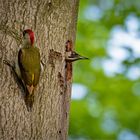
[
  {"left": 23, "top": 29, "right": 34, "bottom": 46},
  {"left": 66, "top": 51, "right": 89, "bottom": 62}
]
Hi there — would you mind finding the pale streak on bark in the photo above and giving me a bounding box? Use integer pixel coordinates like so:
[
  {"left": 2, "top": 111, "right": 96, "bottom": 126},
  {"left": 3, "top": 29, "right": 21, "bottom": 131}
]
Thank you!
[{"left": 0, "top": 0, "right": 79, "bottom": 139}]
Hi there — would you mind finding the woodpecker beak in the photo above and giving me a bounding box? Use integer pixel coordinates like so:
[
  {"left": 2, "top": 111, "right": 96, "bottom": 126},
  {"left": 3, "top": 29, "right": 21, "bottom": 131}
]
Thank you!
[{"left": 66, "top": 51, "right": 89, "bottom": 62}]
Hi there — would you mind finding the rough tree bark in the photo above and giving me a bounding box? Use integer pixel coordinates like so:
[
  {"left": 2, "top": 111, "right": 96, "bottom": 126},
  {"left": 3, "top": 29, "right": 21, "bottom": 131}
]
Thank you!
[{"left": 0, "top": 0, "right": 79, "bottom": 139}]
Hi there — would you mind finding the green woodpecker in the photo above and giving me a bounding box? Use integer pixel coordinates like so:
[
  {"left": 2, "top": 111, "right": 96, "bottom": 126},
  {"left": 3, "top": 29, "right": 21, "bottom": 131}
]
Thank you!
[{"left": 18, "top": 29, "right": 41, "bottom": 110}]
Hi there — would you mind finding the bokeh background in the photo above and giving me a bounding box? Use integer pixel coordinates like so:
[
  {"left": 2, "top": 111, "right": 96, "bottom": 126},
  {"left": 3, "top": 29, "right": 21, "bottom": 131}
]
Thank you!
[{"left": 69, "top": 0, "right": 140, "bottom": 140}]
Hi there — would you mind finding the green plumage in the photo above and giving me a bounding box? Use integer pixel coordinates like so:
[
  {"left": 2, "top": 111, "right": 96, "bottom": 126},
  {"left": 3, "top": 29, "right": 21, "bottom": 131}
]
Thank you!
[
  {"left": 18, "top": 46, "right": 41, "bottom": 111},
  {"left": 18, "top": 46, "right": 41, "bottom": 87}
]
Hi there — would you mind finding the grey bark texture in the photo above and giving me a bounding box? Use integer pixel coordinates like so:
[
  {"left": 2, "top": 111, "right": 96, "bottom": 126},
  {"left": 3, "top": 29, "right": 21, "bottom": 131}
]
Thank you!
[{"left": 0, "top": 0, "right": 79, "bottom": 139}]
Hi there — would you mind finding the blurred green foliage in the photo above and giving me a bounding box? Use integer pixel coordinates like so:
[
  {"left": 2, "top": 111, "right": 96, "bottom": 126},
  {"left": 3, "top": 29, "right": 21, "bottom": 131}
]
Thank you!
[{"left": 69, "top": 0, "right": 140, "bottom": 140}]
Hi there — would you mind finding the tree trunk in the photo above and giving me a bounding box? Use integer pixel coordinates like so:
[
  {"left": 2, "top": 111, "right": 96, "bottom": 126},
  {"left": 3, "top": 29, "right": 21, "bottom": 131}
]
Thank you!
[{"left": 0, "top": 0, "right": 79, "bottom": 139}]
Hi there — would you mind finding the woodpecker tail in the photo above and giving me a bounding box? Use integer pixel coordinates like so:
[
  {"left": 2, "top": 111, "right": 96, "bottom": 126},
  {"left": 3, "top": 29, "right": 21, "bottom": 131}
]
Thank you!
[
  {"left": 25, "top": 93, "right": 34, "bottom": 111},
  {"left": 24, "top": 86, "right": 34, "bottom": 111}
]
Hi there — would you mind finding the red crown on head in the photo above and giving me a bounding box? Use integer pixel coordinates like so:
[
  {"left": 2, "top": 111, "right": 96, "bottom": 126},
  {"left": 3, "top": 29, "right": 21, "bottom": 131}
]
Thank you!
[{"left": 23, "top": 29, "right": 34, "bottom": 45}]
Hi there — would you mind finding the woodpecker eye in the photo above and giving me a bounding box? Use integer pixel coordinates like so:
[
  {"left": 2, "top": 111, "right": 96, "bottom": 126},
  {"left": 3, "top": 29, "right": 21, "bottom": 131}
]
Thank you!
[
  {"left": 72, "top": 52, "right": 76, "bottom": 56},
  {"left": 23, "top": 31, "right": 26, "bottom": 37}
]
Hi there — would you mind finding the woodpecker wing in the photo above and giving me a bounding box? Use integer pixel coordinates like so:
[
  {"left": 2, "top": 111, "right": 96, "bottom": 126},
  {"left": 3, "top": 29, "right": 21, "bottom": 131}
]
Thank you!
[{"left": 18, "top": 47, "right": 41, "bottom": 94}]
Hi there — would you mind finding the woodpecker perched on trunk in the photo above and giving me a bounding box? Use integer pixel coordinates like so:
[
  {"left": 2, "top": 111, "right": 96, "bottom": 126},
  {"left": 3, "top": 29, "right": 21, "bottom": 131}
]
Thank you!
[{"left": 17, "top": 29, "right": 41, "bottom": 111}]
